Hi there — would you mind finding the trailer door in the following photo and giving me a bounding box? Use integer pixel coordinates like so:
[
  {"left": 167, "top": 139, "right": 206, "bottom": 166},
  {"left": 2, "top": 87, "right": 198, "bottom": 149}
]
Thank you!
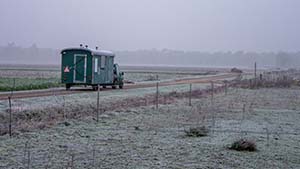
[
  {"left": 74, "top": 54, "right": 87, "bottom": 83},
  {"left": 107, "top": 57, "right": 113, "bottom": 82}
]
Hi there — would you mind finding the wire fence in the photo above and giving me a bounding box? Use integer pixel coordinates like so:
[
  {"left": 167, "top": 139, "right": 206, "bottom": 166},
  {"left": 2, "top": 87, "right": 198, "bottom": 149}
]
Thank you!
[{"left": 0, "top": 73, "right": 299, "bottom": 168}]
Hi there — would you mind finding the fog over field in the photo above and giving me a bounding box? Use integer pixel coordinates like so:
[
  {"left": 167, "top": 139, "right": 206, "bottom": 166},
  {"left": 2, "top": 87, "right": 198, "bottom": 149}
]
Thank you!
[
  {"left": 1, "top": 1, "right": 300, "bottom": 168},
  {"left": 1, "top": 45, "right": 300, "bottom": 68},
  {"left": 0, "top": 0, "right": 300, "bottom": 67}
]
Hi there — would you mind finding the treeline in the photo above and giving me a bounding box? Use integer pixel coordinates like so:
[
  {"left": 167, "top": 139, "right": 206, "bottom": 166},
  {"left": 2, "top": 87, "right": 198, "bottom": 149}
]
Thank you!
[
  {"left": 1, "top": 43, "right": 299, "bottom": 68},
  {"left": 115, "top": 49, "right": 300, "bottom": 68},
  {"left": 0, "top": 43, "right": 59, "bottom": 65}
]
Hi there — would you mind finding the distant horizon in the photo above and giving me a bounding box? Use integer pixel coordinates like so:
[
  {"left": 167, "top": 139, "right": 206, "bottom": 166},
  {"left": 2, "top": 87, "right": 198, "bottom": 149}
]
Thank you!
[
  {"left": 1, "top": 0, "right": 300, "bottom": 52},
  {"left": 1, "top": 43, "right": 300, "bottom": 53},
  {"left": 1, "top": 43, "right": 299, "bottom": 68}
]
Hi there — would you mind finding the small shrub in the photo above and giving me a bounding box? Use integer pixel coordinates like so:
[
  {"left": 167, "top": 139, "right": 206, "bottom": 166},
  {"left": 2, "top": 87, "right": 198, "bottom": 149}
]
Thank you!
[
  {"left": 185, "top": 126, "right": 209, "bottom": 137},
  {"left": 62, "top": 121, "right": 71, "bottom": 126},
  {"left": 168, "top": 91, "right": 181, "bottom": 98},
  {"left": 229, "top": 139, "right": 257, "bottom": 152},
  {"left": 231, "top": 68, "right": 243, "bottom": 73},
  {"left": 145, "top": 75, "right": 157, "bottom": 81}
]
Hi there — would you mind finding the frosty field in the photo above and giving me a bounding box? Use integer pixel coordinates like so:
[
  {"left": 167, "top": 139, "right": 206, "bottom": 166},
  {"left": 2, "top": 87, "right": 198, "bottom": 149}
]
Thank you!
[
  {"left": 0, "top": 85, "right": 299, "bottom": 168},
  {"left": 0, "top": 65, "right": 216, "bottom": 91},
  {"left": 2, "top": 1, "right": 300, "bottom": 168}
]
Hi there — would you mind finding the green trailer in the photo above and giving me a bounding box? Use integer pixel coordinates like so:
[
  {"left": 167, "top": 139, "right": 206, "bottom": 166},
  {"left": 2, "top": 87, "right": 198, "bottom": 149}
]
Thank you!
[{"left": 61, "top": 47, "right": 124, "bottom": 90}]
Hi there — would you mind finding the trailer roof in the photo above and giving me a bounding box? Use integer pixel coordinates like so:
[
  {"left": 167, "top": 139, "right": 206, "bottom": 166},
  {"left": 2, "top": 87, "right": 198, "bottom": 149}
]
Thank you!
[{"left": 61, "top": 48, "right": 115, "bottom": 57}]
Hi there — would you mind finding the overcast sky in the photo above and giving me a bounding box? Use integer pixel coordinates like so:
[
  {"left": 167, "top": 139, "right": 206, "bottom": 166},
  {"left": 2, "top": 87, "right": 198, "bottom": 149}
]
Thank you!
[{"left": 0, "top": 0, "right": 299, "bottom": 51}]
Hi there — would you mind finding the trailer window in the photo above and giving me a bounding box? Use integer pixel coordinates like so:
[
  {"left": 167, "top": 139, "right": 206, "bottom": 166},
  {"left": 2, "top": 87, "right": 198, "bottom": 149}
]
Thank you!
[
  {"left": 101, "top": 56, "right": 106, "bottom": 69},
  {"left": 94, "top": 58, "right": 98, "bottom": 72}
]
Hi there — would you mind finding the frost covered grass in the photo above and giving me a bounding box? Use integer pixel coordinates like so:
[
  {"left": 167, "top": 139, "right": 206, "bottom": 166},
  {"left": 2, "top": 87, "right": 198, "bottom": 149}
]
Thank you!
[
  {"left": 0, "top": 68, "right": 60, "bottom": 79},
  {"left": 0, "top": 83, "right": 211, "bottom": 112},
  {"left": 125, "top": 72, "right": 184, "bottom": 82},
  {"left": 124, "top": 72, "right": 209, "bottom": 83},
  {"left": 0, "top": 87, "right": 300, "bottom": 168},
  {"left": 0, "top": 67, "right": 210, "bottom": 92},
  {"left": 0, "top": 82, "right": 214, "bottom": 137}
]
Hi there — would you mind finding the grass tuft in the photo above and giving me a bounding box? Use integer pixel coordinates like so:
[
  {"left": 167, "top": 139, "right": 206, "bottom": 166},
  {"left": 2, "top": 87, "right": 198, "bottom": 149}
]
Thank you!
[
  {"left": 185, "top": 126, "right": 209, "bottom": 137},
  {"left": 229, "top": 139, "right": 257, "bottom": 152}
]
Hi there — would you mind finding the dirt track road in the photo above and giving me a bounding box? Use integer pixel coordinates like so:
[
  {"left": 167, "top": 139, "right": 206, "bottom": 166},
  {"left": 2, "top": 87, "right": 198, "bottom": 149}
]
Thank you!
[{"left": 0, "top": 73, "right": 239, "bottom": 100}]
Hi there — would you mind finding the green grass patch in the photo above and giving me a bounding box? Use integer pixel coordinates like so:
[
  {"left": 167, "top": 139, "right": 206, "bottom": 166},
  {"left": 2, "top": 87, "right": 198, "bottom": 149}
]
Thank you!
[{"left": 0, "top": 77, "right": 63, "bottom": 91}]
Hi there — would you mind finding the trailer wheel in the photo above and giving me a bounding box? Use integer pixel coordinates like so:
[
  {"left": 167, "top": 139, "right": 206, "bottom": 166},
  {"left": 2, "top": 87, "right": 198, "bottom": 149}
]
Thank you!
[
  {"left": 119, "top": 85, "right": 123, "bottom": 89},
  {"left": 112, "top": 85, "right": 116, "bottom": 89},
  {"left": 66, "top": 84, "right": 71, "bottom": 91},
  {"left": 92, "top": 85, "right": 99, "bottom": 91}
]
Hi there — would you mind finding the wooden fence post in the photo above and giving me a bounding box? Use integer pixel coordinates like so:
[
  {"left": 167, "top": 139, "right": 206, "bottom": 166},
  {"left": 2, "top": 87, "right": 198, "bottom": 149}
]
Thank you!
[
  {"left": 225, "top": 81, "right": 228, "bottom": 95},
  {"left": 11, "top": 78, "right": 15, "bottom": 96},
  {"left": 26, "top": 142, "right": 31, "bottom": 169},
  {"left": 189, "top": 83, "right": 192, "bottom": 106},
  {"left": 92, "top": 144, "right": 96, "bottom": 169},
  {"left": 211, "top": 81, "right": 214, "bottom": 105},
  {"left": 254, "top": 62, "right": 257, "bottom": 88},
  {"left": 97, "top": 84, "right": 100, "bottom": 122},
  {"left": 156, "top": 82, "right": 159, "bottom": 109},
  {"left": 8, "top": 96, "right": 12, "bottom": 138}
]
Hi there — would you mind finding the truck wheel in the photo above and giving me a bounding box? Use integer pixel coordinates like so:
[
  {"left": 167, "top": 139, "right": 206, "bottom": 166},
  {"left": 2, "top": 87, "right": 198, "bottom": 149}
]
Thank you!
[
  {"left": 112, "top": 85, "right": 116, "bottom": 89},
  {"left": 66, "top": 84, "right": 71, "bottom": 90}
]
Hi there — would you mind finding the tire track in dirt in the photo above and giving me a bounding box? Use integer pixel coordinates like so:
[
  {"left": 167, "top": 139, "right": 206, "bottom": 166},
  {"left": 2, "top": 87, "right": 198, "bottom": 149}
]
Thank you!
[{"left": 0, "top": 73, "right": 240, "bottom": 100}]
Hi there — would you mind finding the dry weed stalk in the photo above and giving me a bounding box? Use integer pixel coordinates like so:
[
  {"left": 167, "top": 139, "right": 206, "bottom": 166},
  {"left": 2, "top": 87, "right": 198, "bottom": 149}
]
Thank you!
[
  {"left": 66, "top": 151, "right": 75, "bottom": 169},
  {"left": 43, "top": 150, "right": 54, "bottom": 169},
  {"left": 265, "top": 127, "right": 270, "bottom": 147},
  {"left": 23, "top": 141, "right": 31, "bottom": 169},
  {"left": 92, "top": 144, "right": 97, "bottom": 169}
]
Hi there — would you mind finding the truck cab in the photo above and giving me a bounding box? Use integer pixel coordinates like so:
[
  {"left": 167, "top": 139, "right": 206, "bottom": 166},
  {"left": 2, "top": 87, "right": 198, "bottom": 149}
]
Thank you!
[{"left": 113, "top": 64, "right": 124, "bottom": 89}]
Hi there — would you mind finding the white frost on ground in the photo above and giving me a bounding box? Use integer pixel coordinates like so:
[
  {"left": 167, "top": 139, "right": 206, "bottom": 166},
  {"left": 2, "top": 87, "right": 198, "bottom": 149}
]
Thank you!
[
  {"left": 0, "top": 83, "right": 211, "bottom": 112},
  {"left": 0, "top": 87, "right": 300, "bottom": 168}
]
